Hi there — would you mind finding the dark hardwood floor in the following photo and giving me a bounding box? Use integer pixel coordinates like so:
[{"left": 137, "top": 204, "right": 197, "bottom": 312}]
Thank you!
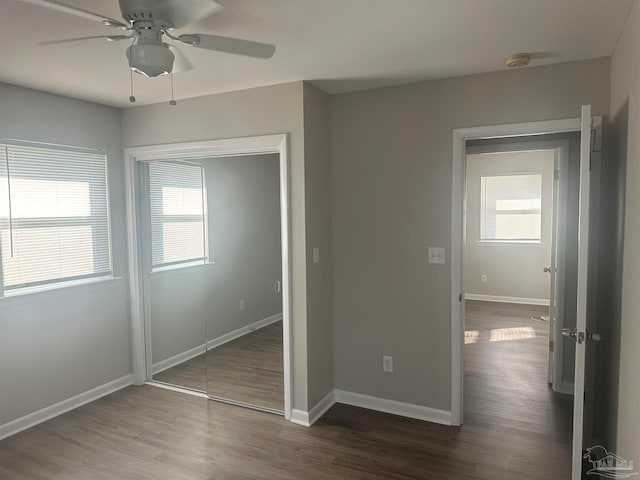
[
  {"left": 0, "top": 303, "right": 573, "bottom": 479},
  {"left": 464, "top": 300, "right": 573, "bottom": 478},
  {"left": 153, "top": 321, "right": 284, "bottom": 411}
]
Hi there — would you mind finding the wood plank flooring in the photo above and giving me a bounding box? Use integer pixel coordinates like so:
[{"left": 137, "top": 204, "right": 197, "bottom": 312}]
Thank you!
[
  {"left": 153, "top": 322, "right": 284, "bottom": 411},
  {"left": 0, "top": 302, "right": 573, "bottom": 479}
]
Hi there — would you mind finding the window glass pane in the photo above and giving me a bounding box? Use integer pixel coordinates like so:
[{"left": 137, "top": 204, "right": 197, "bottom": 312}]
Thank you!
[
  {"left": 481, "top": 173, "right": 542, "bottom": 241},
  {"left": 0, "top": 142, "right": 112, "bottom": 292}
]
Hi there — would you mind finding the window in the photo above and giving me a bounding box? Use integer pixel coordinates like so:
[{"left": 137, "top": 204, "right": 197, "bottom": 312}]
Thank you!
[
  {"left": 148, "top": 161, "right": 207, "bottom": 270},
  {"left": 480, "top": 173, "right": 542, "bottom": 242},
  {"left": 0, "top": 141, "right": 112, "bottom": 295}
]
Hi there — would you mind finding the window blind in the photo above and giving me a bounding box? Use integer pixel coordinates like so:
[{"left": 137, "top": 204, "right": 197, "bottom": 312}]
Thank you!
[
  {"left": 148, "top": 161, "right": 207, "bottom": 269},
  {"left": 0, "top": 141, "right": 112, "bottom": 292},
  {"left": 480, "top": 173, "right": 542, "bottom": 241}
]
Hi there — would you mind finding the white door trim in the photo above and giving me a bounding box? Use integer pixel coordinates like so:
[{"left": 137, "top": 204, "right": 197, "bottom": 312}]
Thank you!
[
  {"left": 450, "top": 118, "right": 581, "bottom": 427},
  {"left": 124, "top": 134, "right": 293, "bottom": 421}
]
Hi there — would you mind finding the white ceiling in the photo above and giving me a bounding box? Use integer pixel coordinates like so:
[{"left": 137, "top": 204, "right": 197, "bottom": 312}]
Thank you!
[{"left": 0, "top": 0, "right": 633, "bottom": 108}]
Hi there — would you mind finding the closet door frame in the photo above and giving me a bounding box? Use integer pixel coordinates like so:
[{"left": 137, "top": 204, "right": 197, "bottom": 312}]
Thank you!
[{"left": 124, "top": 134, "right": 293, "bottom": 421}]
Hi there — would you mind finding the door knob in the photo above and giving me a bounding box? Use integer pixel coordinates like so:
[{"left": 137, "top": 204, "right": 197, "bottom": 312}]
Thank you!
[
  {"left": 562, "top": 328, "right": 577, "bottom": 339},
  {"left": 544, "top": 266, "right": 551, "bottom": 273}
]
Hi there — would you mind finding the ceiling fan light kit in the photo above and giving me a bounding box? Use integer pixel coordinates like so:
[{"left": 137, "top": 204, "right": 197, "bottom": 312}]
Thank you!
[
  {"left": 128, "top": 43, "right": 175, "bottom": 77},
  {"left": 29, "top": 0, "right": 276, "bottom": 101}
]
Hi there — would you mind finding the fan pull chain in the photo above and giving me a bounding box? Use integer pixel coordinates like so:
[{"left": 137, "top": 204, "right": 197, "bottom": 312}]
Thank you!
[
  {"left": 169, "top": 73, "right": 177, "bottom": 106},
  {"left": 129, "top": 69, "right": 136, "bottom": 103}
]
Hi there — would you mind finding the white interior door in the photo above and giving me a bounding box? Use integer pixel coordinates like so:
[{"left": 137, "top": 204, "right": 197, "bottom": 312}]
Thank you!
[
  {"left": 547, "top": 154, "right": 559, "bottom": 384},
  {"left": 570, "top": 104, "right": 592, "bottom": 480}
]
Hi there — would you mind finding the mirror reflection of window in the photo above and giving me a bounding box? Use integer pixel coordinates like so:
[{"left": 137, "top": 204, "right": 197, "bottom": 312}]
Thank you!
[{"left": 148, "top": 161, "right": 208, "bottom": 270}]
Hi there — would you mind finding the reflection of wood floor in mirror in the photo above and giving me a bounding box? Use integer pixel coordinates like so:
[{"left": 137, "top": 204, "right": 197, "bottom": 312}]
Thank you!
[
  {"left": 207, "top": 321, "right": 284, "bottom": 411},
  {"left": 153, "top": 321, "right": 284, "bottom": 411},
  {"left": 153, "top": 353, "right": 207, "bottom": 392}
]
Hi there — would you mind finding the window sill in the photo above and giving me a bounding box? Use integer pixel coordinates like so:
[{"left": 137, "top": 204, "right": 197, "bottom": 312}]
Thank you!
[
  {"left": 149, "top": 261, "right": 216, "bottom": 276},
  {"left": 1, "top": 276, "right": 124, "bottom": 302},
  {"left": 476, "top": 240, "right": 547, "bottom": 247}
]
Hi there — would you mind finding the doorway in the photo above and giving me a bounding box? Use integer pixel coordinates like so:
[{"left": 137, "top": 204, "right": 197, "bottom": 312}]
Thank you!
[
  {"left": 451, "top": 110, "right": 603, "bottom": 479},
  {"left": 124, "top": 134, "right": 293, "bottom": 420},
  {"left": 462, "top": 136, "right": 579, "bottom": 477}
]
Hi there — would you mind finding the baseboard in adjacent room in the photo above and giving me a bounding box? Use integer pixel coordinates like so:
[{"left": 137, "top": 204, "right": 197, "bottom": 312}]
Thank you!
[
  {"left": 152, "top": 313, "right": 284, "bottom": 375},
  {"left": 0, "top": 374, "right": 134, "bottom": 441},
  {"left": 334, "top": 390, "right": 452, "bottom": 426},
  {"left": 465, "top": 293, "right": 550, "bottom": 306}
]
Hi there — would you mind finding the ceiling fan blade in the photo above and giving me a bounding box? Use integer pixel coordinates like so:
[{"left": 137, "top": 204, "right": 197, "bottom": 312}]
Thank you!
[
  {"left": 142, "top": 0, "right": 223, "bottom": 29},
  {"left": 21, "top": 0, "right": 129, "bottom": 29},
  {"left": 39, "top": 34, "right": 133, "bottom": 46},
  {"left": 178, "top": 34, "right": 276, "bottom": 59},
  {"left": 168, "top": 45, "right": 194, "bottom": 73}
]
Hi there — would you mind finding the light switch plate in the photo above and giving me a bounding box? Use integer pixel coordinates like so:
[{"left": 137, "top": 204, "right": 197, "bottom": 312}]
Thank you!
[{"left": 428, "top": 247, "right": 445, "bottom": 264}]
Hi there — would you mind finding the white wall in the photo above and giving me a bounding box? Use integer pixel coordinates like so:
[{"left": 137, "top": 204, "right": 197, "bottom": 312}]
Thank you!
[
  {"left": 0, "top": 83, "right": 131, "bottom": 425},
  {"left": 331, "top": 58, "right": 611, "bottom": 411},
  {"left": 611, "top": 0, "right": 640, "bottom": 462},
  {"left": 465, "top": 150, "right": 554, "bottom": 301}
]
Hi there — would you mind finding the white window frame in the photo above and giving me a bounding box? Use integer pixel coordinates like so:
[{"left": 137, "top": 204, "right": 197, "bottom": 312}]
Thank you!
[{"left": 0, "top": 140, "right": 113, "bottom": 297}]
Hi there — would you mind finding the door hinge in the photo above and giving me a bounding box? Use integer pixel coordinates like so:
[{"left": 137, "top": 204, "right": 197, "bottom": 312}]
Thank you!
[
  {"left": 549, "top": 340, "right": 555, "bottom": 352},
  {"left": 554, "top": 169, "right": 559, "bottom": 181}
]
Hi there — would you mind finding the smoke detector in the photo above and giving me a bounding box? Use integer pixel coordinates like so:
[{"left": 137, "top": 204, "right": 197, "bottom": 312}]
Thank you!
[{"left": 505, "top": 53, "right": 531, "bottom": 68}]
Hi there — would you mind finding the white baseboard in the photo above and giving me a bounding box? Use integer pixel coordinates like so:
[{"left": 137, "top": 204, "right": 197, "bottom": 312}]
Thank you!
[
  {"left": 206, "top": 313, "right": 283, "bottom": 350},
  {"left": 334, "top": 390, "right": 452, "bottom": 426},
  {"left": 152, "top": 344, "right": 206, "bottom": 375},
  {"left": 152, "top": 313, "right": 283, "bottom": 375},
  {"left": 465, "top": 294, "right": 550, "bottom": 306},
  {"left": 290, "top": 409, "right": 311, "bottom": 427},
  {"left": 309, "top": 390, "right": 336, "bottom": 425},
  {"left": 0, "top": 374, "right": 134, "bottom": 441},
  {"left": 290, "top": 390, "right": 336, "bottom": 427}
]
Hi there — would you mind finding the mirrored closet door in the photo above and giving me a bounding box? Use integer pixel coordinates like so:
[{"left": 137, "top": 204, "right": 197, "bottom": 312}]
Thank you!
[{"left": 140, "top": 154, "right": 284, "bottom": 413}]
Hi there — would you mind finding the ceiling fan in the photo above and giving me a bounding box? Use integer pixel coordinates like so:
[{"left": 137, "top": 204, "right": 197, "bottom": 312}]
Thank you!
[{"left": 24, "top": 0, "right": 276, "bottom": 80}]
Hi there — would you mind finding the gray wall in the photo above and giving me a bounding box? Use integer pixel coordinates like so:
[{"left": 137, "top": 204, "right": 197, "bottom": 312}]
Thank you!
[
  {"left": 611, "top": 0, "right": 640, "bottom": 463},
  {"left": 465, "top": 150, "right": 553, "bottom": 300},
  {"left": 303, "top": 83, "right": 334, "bottom": 407},
  {"left": 331, "top": 58, "right": 611, "bottom": 411},
  {"left": 149, "top": 154, "right": 282, "bottom": 366},
  {"left": 121, "top": 81, "right": 327, "bottom": 411},
  {"left": 0, "top": 83, "right": 131, "bottom": 425}
]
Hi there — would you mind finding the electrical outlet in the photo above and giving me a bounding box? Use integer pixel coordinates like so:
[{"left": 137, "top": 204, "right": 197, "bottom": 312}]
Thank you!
[
  {"left": 383, "top": 355, "right": 393, "bottom": 373},
  {"left": 481, "top": 274, "right": 487, "bottom": 283},
  {"left": 239, "top": 300, "right": 245, "bottom": 311}
]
